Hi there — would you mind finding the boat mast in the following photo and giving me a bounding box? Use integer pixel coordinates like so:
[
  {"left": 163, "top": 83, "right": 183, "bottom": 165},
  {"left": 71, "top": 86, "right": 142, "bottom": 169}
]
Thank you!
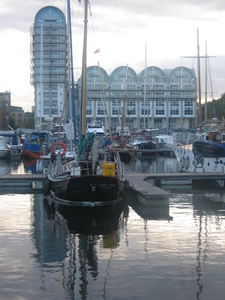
[
  {"left": 205, "top": 42, "right": 207, "bottom": 121},
  {"left": 67, "top": 0, "right": 77, "bottom": 146},
  {"left": 81, "top": 0, "right": 88, "bottom": 136},
  {"left": 40, "top": 21, "right": 43, "bottom": 131},
  {"left": 144, "top": 43, "right": 147, "bottom": 129},
  {"left": 121, "top": 65, "right": 128, "bottom": 137},
  {"left": 197, "top": 28, "right": 202, "bottom": 125}
]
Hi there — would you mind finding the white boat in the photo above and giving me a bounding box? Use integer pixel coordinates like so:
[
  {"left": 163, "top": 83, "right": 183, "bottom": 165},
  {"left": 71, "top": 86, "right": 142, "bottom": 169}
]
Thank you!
[
  {"left": 156, "top": 134, "right": 175, "bottom": 149},
  {"left": 0, "top": 136, "right": 10, "bottom": 159},
  {"left": 0, "top": 131, "right": 23, "bottom": 159},
  {"left": 174, "top": 119, "right": 225, "bottom": 173},
  {"left": 86, "top": 121, "right": 106, "bottom": 137}
]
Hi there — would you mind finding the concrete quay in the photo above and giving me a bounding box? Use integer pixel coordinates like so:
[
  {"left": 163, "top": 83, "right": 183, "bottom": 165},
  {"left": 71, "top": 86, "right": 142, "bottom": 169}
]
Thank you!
[{"left": 125, "top": 172, "right": 170, "bottom": 206}]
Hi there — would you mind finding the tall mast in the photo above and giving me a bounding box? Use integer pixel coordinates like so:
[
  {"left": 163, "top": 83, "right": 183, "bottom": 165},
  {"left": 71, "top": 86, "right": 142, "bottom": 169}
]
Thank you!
[
  {"left": 67, "top": 0, "right": 77, "bottom": 146},
  {"left": 121, "top": 65, "right": 128, "bottom": 137},
  {"left": 144, "top": 43, "right": 147, "bottom": 129},
  {"left": 40, "top": 21, "right": 43, "bottom": 130},
  {"left": 205, "top": 42, "right": 207, "bottom": 121},
  {"left": 197, "top": 28, "right": 202, "bottom": 125},
  {"left": 81, "top": 0, "right": 88, "bottom": 136}
]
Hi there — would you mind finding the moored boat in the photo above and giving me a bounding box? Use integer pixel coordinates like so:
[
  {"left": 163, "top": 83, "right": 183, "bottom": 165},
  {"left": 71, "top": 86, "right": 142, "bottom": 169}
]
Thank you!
[
  {"left": 23, "top": 131, "right": 54, "bottom": 159},
  {"left": 0, "top": 136, "right": 10, "bottom": 159},
  {"left": 174, "top": 119, "right": 225, "bottom": 172},
  {"left": 46, "top": 0, "right": 126, "bottom": 206}
]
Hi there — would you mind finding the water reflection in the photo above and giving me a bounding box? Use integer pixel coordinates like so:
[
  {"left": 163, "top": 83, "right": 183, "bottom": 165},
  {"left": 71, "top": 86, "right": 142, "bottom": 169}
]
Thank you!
[
  {"left": 30, "top": 195, "right": 123, "bottom": 299},
  {"left": 0, "top": 158, "right": 23, "bottom": 175},
  {"left": 192, "top": 194, "right": 225, "bottom": 300},
  {"left": 123, "top": 189, "right": 173, "bottom": 221}
]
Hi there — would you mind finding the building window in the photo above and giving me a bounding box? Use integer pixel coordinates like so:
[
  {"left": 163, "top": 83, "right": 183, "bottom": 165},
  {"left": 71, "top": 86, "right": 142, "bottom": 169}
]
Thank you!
[
  {"left": 111, "top": 101, "right": 122, "bottom": 116},
  {"left": 43, "top": 108, "right": 49, "bottom": 115},
  {"left": 97, "top": 101, "right": 106, "bottom": 116},
  {"left": 170, "top": 101, "right": 179, "bottom": 116},
  {"left": 154, "top": 119, "right": 162, "bottom": 128},
  {"left": 155, "top": 101, "right": 165, "bottom": 115},
  {"left": 184, "top": 101, "right": 194, "bottom": 116},
  {"left": 51, "top": 108, "right": 58, "bottom": 115},
  {"left": 127, "top": 101, "right": 136, "bottom": 116},
  {"left": 86, "top": 101, "right": 92, "bottom": 116},
  {"left": 140, "top": 101, "right": 151, "bottom": 116},
  {"left": 169, "top": 119, "right": 176, "bottom": 130}
]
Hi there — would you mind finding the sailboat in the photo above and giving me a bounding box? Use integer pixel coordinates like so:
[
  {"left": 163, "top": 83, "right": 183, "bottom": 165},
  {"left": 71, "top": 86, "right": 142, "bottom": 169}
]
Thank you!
[
  {"left": 109, "top": 66, "right": 135, "bottom": 163},
  {"left": 46, "top": 0, "right": 125, "bottom": 205}
]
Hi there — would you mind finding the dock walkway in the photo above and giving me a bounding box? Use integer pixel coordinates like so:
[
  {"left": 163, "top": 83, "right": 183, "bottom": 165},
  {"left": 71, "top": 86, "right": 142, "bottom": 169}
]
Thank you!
[
  {"left": 125, "top": 172, "right": 170, "bottom": 206},
  {"left": 0, "top": 174, "right": 44, "bottom": 189}
]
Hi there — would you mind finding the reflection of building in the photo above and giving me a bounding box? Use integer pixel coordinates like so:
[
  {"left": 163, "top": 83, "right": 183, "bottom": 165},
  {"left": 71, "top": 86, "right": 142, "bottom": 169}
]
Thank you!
[
  {"left": 78, "top": 65, "right": 196, "bottom": 132},
  {"left": 0, "top": 92, "right": 11, "bottom": 130},
  {"left": 30, "top": 6, "right": 68, "bottom": 130}
]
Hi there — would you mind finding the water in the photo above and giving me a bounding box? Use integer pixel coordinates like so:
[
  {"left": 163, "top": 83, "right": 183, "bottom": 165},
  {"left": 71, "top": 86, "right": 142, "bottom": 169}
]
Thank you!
[{"left": 0, "top": 157, "right": 225, "bottom": 300}]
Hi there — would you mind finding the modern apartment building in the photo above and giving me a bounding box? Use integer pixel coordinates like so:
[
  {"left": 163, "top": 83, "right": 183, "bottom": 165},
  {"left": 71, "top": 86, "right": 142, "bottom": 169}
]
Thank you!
[
  {"left": 30, "top": 6, "right": 68, "bottom": 130},
  {"left": 77, "top": 65, "right": 196, "bottom": 132}
]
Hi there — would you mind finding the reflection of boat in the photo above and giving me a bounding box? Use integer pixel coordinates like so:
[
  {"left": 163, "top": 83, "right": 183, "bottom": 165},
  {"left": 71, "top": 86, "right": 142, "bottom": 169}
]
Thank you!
[
  {"left": 0, "top": 158, "right": 11, "bottom": 175},
  {"left": 23, "top": 131, "right": 54, "bottom": 159},
  {"left": 52, "top": 201, "right": 122, "bottom": 235},
  {"left": 23, "top": 158, "right": 38, "bottom": 174},
  {"left": 46, "top": 0, "right": 125, "bottom": 205}
]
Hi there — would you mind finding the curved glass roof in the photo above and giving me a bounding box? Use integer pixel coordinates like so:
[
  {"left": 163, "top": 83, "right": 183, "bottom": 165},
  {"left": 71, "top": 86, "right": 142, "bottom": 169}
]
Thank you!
[{"left": 35, "top": 6, "right": 66, "bottom": 24}]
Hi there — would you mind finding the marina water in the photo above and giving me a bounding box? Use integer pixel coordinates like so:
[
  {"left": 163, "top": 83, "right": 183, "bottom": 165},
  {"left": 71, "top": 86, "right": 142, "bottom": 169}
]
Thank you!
[{"left": 0, "top": 157, "right": 225, "bottom": 300}]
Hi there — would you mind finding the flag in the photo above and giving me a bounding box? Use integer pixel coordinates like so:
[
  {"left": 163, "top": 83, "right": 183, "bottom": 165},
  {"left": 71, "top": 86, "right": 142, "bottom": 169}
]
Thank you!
[{"left": 94, "top": 48, "right": 100, "bottom": 54}]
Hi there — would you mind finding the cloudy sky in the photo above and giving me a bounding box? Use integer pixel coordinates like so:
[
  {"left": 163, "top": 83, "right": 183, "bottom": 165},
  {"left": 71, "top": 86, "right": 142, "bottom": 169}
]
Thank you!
[{"left": 0, "top": 0, "right": 225, "bottom": 112}]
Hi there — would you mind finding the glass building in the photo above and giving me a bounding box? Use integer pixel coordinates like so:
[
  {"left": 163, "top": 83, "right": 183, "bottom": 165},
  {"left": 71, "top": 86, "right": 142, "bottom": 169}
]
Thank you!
[{"left": 30, "top": 6, "right": 68, "bottom": 130}]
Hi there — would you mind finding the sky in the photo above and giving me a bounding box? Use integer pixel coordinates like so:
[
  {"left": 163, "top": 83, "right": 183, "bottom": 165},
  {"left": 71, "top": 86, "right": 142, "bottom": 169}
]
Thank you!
[{"left": 0, "top": 0, "right": 225, "bottom": 112}]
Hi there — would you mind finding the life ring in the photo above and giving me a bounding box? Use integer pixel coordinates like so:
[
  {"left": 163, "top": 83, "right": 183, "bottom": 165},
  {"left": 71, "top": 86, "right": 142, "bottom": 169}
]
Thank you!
[{"left": 51, "top": 141, "right": 67, "bottom": 157}]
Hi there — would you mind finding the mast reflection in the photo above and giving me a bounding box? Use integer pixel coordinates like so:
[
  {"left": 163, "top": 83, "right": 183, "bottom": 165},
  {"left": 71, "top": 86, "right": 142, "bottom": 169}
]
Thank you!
[
  {"left": 192, "top": 193, "right": 225, "bottom": 300},
  {"left": 39, "top": 196, "right": 123, "bottom": 299}
]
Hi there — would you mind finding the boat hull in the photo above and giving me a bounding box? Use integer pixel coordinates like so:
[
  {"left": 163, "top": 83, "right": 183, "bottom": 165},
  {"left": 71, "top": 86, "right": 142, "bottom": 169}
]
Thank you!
[
  {"left": 193, "top": 140, "right": 225, "bottom": 157},
  {"left": 50, "top": 175, "right": 120, "bottom": 206},
  {"left": 23, "top": 149, "right": 42, "bottom": 159},
  {"left": 0, "top": 149, "right": 10, "bottom": 159},
  {"left": 175, "top": 144, "right": 225, "bottom": 173}
]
